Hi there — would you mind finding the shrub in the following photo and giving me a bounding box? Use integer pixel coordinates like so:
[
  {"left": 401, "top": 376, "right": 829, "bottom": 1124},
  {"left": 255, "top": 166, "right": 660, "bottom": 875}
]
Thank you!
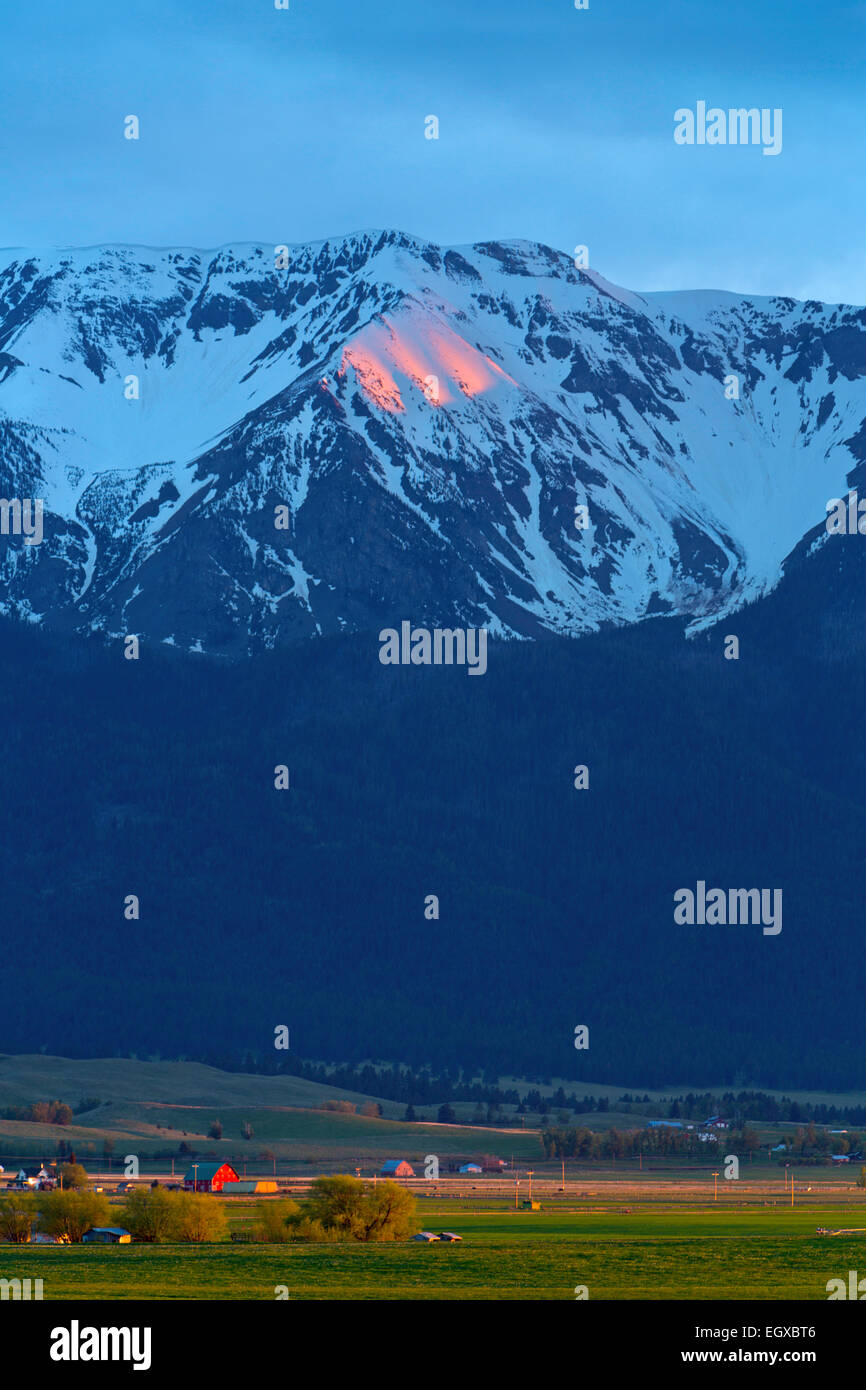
[
  {"left": 284, "top": 1216, "right": 343, "bottom": 1243},
  {"left": 38, "top": 1191, "right": 110, "bottom": 1243},
  {"left": 167, "top": 1193, "right": 228, "bottom": 1243},
  {"left": 119, "top": 1189, "right": 175, "bottom": 1243},
  {"left": 300, "top": 1176, "right": 416, "bottom": 1242},
  {"left": 250, "top": 1198, "right": 302, "bottom": 1243},
  {"left": 0, "top": 1195, "right": 35, "bottom": 1244}
]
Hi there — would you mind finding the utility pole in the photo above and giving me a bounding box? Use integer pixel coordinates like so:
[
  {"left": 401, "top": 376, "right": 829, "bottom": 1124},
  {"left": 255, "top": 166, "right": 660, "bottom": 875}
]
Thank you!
[{"left": 712, "top": 1171, "right": 719, "bottom": 1201}]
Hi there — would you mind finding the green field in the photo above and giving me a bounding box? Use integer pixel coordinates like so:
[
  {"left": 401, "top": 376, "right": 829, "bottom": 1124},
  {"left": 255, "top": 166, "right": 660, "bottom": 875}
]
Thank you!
[{"left": 2, "top": 1205, "right": 864, "bottom": 1300}]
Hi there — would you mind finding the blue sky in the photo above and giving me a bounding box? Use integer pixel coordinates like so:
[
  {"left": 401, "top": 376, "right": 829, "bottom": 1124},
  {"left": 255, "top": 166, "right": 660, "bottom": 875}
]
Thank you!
[{"left": 1, "top": 0, "right": 863, "bottom": 302}]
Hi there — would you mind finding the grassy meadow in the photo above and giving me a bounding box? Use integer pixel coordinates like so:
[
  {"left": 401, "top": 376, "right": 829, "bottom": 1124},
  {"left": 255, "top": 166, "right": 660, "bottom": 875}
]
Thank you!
[
  {"left": 2, "top": 1203, "right": 864, "bottom": 1300},
  {"left": 0, "top": 1054, "right": 539, "bottom": 1166}
]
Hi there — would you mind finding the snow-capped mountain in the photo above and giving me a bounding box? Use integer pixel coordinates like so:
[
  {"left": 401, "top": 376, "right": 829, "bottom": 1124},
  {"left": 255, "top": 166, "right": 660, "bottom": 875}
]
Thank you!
[{"left": 0, "top": 229, "right": 864, "bottom": 654}]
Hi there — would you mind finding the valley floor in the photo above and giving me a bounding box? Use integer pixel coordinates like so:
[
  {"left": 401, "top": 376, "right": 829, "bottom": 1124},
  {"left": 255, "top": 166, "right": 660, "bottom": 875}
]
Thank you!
[{"left": 2, "top": 1199, "right": 865, "bottom": 1300}]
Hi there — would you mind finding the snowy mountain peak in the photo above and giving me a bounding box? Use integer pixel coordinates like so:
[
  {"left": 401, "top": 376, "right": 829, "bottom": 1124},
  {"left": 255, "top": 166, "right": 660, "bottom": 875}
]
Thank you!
[{"left": 0, "top": 232, "right": 864, "bottom": 654}]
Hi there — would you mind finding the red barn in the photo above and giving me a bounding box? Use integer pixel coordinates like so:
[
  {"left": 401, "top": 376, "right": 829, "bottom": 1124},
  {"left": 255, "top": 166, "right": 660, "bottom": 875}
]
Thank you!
[
  {"left": 380, "top": 1160, "right": 415, "bottom": 1178},
  {"left": 183, "top": 1161, "right": 239, "bottom": 1193}
]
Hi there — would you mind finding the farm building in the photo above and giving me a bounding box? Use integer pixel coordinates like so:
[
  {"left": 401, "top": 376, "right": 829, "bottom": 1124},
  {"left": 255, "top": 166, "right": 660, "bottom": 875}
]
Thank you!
[
  {"left": 82, "top": 1228, "right": 132, "bottom": 1244},
  {"left": 458, "top": 1163, "right": 482, "bottom": 1174},
  {"left": 380, "top": 1160, "right": 415, "bottom": 1178},
  {"left": 12, "top": 1165, "right": 52, "bottom": 1190},
  {"left": 221, "top": 1180, "right": 279, "bottom": 1195},
  {"left": 183, "top": 1162, "right": 239, "bottom": 1193}
]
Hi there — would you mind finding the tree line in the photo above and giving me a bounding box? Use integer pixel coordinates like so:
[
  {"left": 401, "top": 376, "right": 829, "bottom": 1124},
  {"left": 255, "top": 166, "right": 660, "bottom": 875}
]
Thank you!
[
  {"left": 0, "top": 1176, "right": 415, "bottom": 1246},
  {"left": 0, "top": 1189, "right": 226, "bottom": 1245},
  {"left": 540, "top": 1124, "right": 865, "bottom": 1161}
]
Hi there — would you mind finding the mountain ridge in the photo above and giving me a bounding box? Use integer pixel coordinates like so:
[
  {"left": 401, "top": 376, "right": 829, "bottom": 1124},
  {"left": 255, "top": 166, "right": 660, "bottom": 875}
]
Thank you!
[{"left": 1, "top": 229, "right": 864, "bottom": 655}]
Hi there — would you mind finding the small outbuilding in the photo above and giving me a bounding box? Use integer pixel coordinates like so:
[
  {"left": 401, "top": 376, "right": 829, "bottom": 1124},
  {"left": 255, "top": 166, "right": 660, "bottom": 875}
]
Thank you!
[
  {"left": 221, "top": 1180, "right": 279, "bottom": 1195},
  {"left": 83, "top": 1227, "right": 132, "bottom": 1245},
  {"left": 380, "top": 1160, "right": 415, "bottom": 1178}
]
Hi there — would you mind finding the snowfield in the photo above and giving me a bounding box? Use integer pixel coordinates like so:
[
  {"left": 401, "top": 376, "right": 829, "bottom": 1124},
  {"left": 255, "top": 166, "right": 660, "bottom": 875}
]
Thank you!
[{"left": 0, "top": 230, "right": 863, "bottom": 654}]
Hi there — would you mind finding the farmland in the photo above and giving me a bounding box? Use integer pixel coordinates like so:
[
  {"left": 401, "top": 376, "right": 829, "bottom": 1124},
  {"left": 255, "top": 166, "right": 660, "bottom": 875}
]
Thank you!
[
  {"left": 2, "top": 1054, "right": 865, "bottom": 1171},
  {"left": 2, "top": 1054, "right": 865, "bottom": 1301},
  {"left": 1, "top": 1202, "right": 864, "bottom": 1300}
]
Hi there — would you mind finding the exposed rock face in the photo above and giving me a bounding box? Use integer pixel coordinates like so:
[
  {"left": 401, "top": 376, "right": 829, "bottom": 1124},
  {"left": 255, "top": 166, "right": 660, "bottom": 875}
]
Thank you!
[{"left": 1, "top": 231, "right": 863, "bottom": 655}]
